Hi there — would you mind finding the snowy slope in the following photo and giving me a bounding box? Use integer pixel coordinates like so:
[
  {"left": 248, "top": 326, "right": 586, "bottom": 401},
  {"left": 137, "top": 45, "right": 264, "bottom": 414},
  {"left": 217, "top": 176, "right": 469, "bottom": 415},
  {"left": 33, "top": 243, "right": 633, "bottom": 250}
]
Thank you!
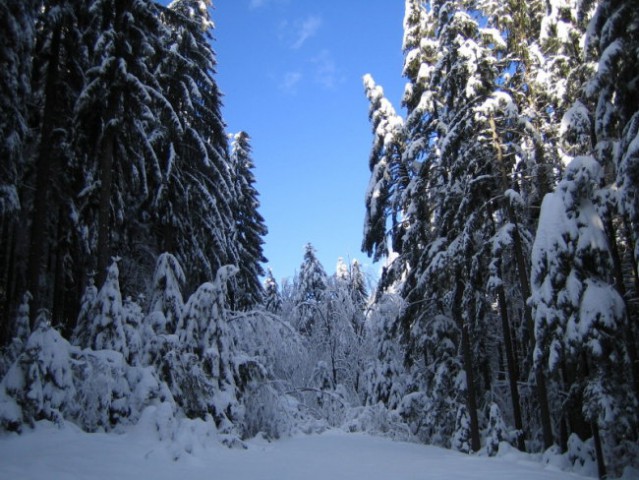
[{"left": 0, "top": 419, "right": 597, "bottom": 480}]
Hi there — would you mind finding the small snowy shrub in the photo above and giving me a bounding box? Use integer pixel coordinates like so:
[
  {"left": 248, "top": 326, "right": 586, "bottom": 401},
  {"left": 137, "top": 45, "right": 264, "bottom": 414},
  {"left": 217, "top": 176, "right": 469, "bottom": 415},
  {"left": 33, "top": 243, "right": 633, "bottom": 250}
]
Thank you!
[
  {"left": 452, "top": 405, "right": 471, "bottom": 454},
  {"left": 72, "top": 349, "right": 132, "bottom": 431},
  {"left": 398, "top": 391, "right": 430, "bottom": 442},
  {"left": 0, "top": 312, "right": 75, "bottom": 428},
  {"left": 566, "top": 434, "right": 597, "bottom": 475},
  {"left": 485, "top": 402, "right": 509, "bottom": 456},
  {"left": 343, "top": 402, "right": 412, "bottom": 441},
  {"left": 91, "top": 260, "right": 128, "bottom": 359}
]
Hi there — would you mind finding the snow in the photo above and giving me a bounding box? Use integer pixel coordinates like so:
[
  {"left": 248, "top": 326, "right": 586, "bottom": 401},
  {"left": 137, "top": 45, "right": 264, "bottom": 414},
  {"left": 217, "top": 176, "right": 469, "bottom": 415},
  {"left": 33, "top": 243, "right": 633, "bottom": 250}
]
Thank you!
[{"left": 0, "top": 422, "right": 596, "bottom": 480}]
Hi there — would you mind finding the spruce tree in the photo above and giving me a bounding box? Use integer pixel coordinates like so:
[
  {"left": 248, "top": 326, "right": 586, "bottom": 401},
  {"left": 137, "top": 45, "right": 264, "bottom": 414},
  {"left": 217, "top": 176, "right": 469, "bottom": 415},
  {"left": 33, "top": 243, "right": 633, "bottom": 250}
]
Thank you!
[
  {"left": 0, "top": 2, "right": 37, "bottom": 334},
  {"left": 228, "top": 131, "right": 268, "bottom": 310},
  {"left": 532, "top": 153, "right": 637, "bottom": 472},
  {"left": 147, "top": 252, "right": 185, "bottom": 333},
  {"left": 73, "top": 0, "right": 172, "bottom": 287},
  {"left": 361, "top": 74, "right": 406, "bottom": 270},
  {"left": 581, "top": 0, "right": 639, "bottom": 412},
  {"left": 263, "top": 269, "right": 282, "bottom": 314},
  {"left": 155, "top": 0, "right": 236, "bottom": 290},
  {"left": 293, "top": 244, "right": 328, "bottom": 336},
  {"left": 0, "top": 0, "right": 35, "bottom": 216},
  {"left": 90, "top": 259, "right": 128, "bottom": 357}
]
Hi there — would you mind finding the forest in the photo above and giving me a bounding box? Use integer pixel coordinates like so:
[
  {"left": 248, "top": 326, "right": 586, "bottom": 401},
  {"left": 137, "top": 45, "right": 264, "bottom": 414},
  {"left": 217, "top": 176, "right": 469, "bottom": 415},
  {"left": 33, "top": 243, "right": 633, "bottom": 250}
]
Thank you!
[{"left": 0, "top": 0, "right": 638, "bottom": 479}]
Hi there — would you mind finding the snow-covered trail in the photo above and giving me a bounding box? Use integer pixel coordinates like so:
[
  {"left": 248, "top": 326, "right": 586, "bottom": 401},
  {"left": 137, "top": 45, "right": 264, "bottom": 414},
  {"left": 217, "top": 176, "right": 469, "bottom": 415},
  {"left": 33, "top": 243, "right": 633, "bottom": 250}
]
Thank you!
[{"left": 0, "top": 422, "right": 591, "bottom": 480}]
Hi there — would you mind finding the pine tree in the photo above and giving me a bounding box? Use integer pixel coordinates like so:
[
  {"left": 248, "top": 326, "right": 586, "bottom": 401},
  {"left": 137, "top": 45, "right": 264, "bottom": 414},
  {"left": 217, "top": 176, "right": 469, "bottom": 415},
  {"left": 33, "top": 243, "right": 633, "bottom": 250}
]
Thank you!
[
  {"left": 172, "top": 265, "right": 245, "bottom": 439},
  {"left": 148, "top": 252, "right": 185, "bottom": 333},
  {"left": 401, "top": 0, "right": 511, "bottom": 452},
  {"left": 361, "top": 74, "right": 406, "bottom": 270},
  {"left": 349, "top": 260, "right": 368, "bottom": 306},
  {"left": 90, "top": 259, "right": 128, "bottom": 358},
  {"left": 263, "top": 269, "right": 282, "bottom": 314},
  {"left": 13, "top": 292, "right": 32, "bottom": 346},
  {"left": 73, "top": 0, "right": 172, "bottom": 287},
  {"left": 580, "top": 0, "right": 639, "bottom": 415},
  {"left": 25, "top": 0, "right": 89, "bottom": 322},
  {"left": 486, "top": 402, "right": 509, "bottom": 456},
  {"left": 0, "top": 2, "right": 37, "bottom": 335},
  {"left": 1, "top": 311, "right": 75, "bottom": 427},
  {"left": 228, "top": 131, "right": 268, "bottom": 310},
  {"left": 154, "top": 0, "right": 236, "bottom": 290},
  {"left": 364, "top": 293, "right": 405, "bottom": 409},
  {"left": 122, "top": 296, "right": 144, "bottom": 365},
  {"left": 531, "top": 155, "right": 634, "bottom": 476},
  {"left": 0, "top": 0, "right": 35, "bottom": 216},
  {"left": 72, "top": 275, "right": 98, "bottom": 349},
  {"left": 451, "top": 405, "right": 472, "bottom": 454},
  {"left": 293, "top": 244, "right": 328, "bottom": 336}
]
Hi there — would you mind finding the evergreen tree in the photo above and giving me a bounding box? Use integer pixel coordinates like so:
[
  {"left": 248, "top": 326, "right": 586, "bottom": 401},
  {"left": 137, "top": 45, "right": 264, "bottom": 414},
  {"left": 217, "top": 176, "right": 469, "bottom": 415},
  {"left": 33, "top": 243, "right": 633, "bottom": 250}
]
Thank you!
[
  {"left": 335, "top": 257, "right": 349, "bottom": 283},
  {"left": 228, "top": 131, "right": 268, "bottom": 310},
  {"left": 1, "top": 311, "right": 75, "bottom": 427},
  {"left": 531, "top": 155, "right": 635, "bottom": 477},
  {"left": 122, "top": 296, "right": 144, "bottom": 365},
  {"left": 154, "top": 0, "right": 236, "bottom": 291},
  {"left": 89, "top": 259, "right": 128, "bottom": 358},
  {"left": 451, "top": 405, "right": 472, "bottom": 454},
  {"left": 349, "top": 260, "right": 368, "bottom": 308},
  {"left": 25, "top": 0, "right": 89, "bottom": 324},
  {"left": 0, "top": 0, "right": 35, "bottom": 216},
  {"left": 263, "top": 269, "right": 282, "bottom": 314},
  {"left": 364, "top": 293, "right": 405, "bottom": 409},
  {"left": 293, "top": 244, "right": 328, "bottom": 336},
  {"left": 172, "top": 265, "right": 245, "bottom": 440},
  {"left": 13, "top": 292, "right": 32, "bottom": 346},
  {"left": 0, "top": 1, "right": 37, "bottom": 335},
  {"left": 72, "top": 275, "right": 98, "bottom": 350},
  {"left": 73, "top": 0, "right": 172, "bottom": 287},
  {"left": 147, "top": 252, "right": 185, "bottom": 333},
  {"left": 486, "top": 402, "right": 509, "bottom": 456},
  {"left": 361, "top": 74, "right": 406, "bottom": 272},
  {"left": 580, "top": 0, "right": 639, "bottom": 415}
]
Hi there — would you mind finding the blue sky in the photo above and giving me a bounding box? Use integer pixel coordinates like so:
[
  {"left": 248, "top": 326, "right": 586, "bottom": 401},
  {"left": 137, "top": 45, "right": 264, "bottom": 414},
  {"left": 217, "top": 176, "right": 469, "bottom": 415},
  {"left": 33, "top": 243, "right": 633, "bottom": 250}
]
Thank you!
[{"left": 212, "top": 0, "right": 406, "bottom": 283}]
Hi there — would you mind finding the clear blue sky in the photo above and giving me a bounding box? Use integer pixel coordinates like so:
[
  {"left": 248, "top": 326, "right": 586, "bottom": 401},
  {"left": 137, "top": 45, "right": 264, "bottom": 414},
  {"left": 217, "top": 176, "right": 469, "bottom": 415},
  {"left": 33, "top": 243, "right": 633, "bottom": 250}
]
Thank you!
[{"left": 212, "top": 1, "right": 406, "bottom": 282}]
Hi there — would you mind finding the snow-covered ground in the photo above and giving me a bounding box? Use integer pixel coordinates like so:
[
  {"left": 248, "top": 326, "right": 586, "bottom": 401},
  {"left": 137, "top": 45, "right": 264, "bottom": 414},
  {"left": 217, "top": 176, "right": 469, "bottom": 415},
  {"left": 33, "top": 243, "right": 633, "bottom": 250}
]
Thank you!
[{"left": 0, "top": 418, "right": 598, "bottom": 480}]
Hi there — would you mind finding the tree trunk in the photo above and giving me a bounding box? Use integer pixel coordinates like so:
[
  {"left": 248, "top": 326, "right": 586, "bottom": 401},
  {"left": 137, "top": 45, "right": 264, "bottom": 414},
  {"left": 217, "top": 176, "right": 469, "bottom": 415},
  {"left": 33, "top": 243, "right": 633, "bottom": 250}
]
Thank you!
[
  {"left": 591, "top": 421, "right": 607, "bottom": 480},
  {"left": 97, "top": 131, "right": 115, "bottom": 287},
  {"left": 605, "top": 217, "right": 639, "bottom": 403},
  {"left": 52, "top": 205, "right": 71, "bottom": 335},
  {"left": 453, "top": 277, "right": 481, "bottom": 452},
  {"left": 26, "top": 24, "right": 62, "bottom": 323},
  {"left": 497, "top": 282, "right": 526, "bottom": 451},
  {"left": 0, "top": 218, "right": 17, "bottom": 345},
  {"left": 489, "top": 116, "right": 554, "bottom": 449},
  {"left": 511, "top": 219, "right": 554, "bottom": 449},
  {"left": 624, "top": 218, "right": 639, "bottom": 299}
]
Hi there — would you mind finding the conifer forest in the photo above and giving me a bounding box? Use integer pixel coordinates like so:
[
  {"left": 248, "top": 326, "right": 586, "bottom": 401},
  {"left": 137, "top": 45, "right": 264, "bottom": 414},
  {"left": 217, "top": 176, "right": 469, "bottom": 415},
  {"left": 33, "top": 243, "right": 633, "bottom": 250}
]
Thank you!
[{"left": 0, "top": 1, "right": 638, "bottom": 478}]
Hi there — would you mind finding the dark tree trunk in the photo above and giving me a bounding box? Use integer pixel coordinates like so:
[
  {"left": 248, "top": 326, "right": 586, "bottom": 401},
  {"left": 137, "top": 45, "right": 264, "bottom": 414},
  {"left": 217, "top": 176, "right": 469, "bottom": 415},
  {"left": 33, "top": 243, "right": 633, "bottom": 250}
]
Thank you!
[
  {"left": 26, "top": 25, "right": 62, "bottom": 323},
  {"left": 604, "top": 217, "right": 639, "bottom": 403},
  {"left": 559, "top": 415, "right": 569, "bottom": 453},
  {"left": 511, "top": 220, "right": 554, "bottom": 449},
  {"left": 96, "top": 132, "right": 115, "bottom": 287},
  {"left": 497, "top": 283, "right": 526, "bottom": 451},
  {"left": 0, "top": 218, "right": 17, "bottom": 345},
  {"left": 489, "top": 116, "right": 554, "bottom": 449},
  {"left": 453, "top": 277, "right": 481, "bottom": 452},
  {"left": 592, "top": 422, "right": 607, "bottom": 480},
  {"left": 52, "top": 205, "right": 72, "bottom": 334}
]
